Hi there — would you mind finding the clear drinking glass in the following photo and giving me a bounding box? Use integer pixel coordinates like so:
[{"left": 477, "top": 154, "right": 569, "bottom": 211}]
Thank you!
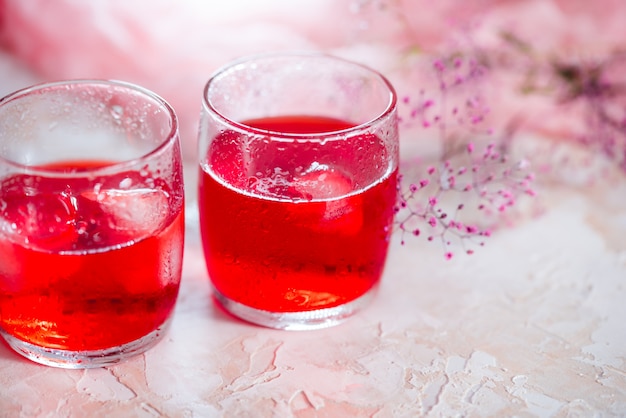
[
  {"left": 197, "top": 53, "right": 398, "bottom": 330},
  {"left": 0, "top": 80, "right": 185, "bottom": 368}
]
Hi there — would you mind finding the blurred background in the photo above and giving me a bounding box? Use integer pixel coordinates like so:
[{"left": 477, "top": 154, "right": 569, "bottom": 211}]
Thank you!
[{"left": 0, "top": 0, "right": 624, "bottom": 164}]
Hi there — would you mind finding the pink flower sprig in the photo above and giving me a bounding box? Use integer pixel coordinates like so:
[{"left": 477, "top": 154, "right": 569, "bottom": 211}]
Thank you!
[
  {"left": 396, "top": 56, "right": 535, "bottom": 258},
  {"left": 400, "top": 56, "right": 491, "bottom": 137},
  {"left": 395, "top": 140, "right": 535, "bottom": 258}
]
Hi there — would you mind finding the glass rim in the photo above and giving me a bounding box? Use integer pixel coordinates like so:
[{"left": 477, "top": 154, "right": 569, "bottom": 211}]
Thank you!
[
  {"left": 0, "top": 79, "right": 179, "bottom": 177},
  {"left": 201, "top": 51, "right": 398, "bottom": 141}
]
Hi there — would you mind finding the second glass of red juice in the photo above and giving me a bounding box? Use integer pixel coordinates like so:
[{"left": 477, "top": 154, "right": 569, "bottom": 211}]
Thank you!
[
  {"left": 197, "top": 53, "right": 399, "bottom": 329},
  {"left": 0, "top": 80, "right": 185, "bottom": 367}
]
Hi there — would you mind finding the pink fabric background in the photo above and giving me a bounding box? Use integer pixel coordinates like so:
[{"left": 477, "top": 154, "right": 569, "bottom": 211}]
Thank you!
[{"left": 2, "top": 0, "right": 623, "bottom": 160}]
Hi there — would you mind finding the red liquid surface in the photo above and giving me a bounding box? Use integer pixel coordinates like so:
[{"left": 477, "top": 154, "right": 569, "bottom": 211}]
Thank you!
[
  {"left": 199, "top": 115, "right": 397, "bottom": 312},
  {"left": 0, "top": 162, "right": 184, "bottom": 351}
]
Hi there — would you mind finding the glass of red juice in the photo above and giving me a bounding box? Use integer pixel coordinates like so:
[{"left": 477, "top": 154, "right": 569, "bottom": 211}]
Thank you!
[
  {"left": 0, "top": 80, "right": 185, "bottom": 368},
  {"left": 197, "top": 53, "right": 399, "bottom": 330}
]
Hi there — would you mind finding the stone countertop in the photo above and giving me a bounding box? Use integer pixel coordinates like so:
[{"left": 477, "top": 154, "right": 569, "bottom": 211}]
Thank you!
[{"left": 0, "top": 50, "right": 625, "bottom": 418}]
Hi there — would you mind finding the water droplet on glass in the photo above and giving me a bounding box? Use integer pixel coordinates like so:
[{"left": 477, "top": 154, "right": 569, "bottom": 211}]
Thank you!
[
  {"left": 110, "top": 105, "right": 124, "bottom": 120},
  {"left": 247, "top": 176, "right": 258, "bottom": 189},
  {"left": 119, "top": 177, "right": 133, "bottom": 189},
  {"left": 75, "top": 220, "right": 88, "bottom": 235}
]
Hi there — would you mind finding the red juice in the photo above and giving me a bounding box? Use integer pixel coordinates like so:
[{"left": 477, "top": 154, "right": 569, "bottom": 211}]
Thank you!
[
  {"left": 0, "top": 162, "right": 184, "bottom": 351},
  {"left": 199, "top": 115, "right": 397, "bottom": 313}
]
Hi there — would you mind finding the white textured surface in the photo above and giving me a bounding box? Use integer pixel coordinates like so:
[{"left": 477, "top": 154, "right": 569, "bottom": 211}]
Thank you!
[{"left": 1, "top": 173, "right": 625, "bottom": 416}]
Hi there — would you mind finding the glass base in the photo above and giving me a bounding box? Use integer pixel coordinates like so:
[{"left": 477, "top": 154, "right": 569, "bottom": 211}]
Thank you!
[
  {"left": 0, "top": 317, "right": 172, "bottom": 369},
  {"left": 213, "top": 286, "right": 377, "bottom": 330}
]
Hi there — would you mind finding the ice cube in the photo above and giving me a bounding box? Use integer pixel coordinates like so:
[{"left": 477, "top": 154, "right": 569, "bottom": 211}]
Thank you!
[
  {"left": 292, "top": 165, "right": 363, "bottom": 235},
  {"left": 0, "top": 239, "right": 21, "bottom": 290},
  {"left": 292, "top": 164, "right": 353, "bottom": 200},
  {"left": 0, "top": 174, "right": 79, "bottom": 251},
  {"left": 80, "top": 187, "right": 170, "bottom": 239}
]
